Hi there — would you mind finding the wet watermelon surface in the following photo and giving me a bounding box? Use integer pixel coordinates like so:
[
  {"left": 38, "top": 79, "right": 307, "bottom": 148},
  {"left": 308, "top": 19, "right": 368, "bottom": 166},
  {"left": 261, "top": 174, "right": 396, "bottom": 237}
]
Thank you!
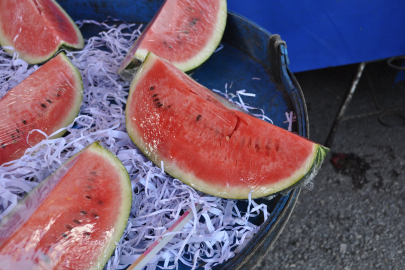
[
  {"left": 0, "top": 144, "right": 130, "bottom": 269},
  {"left": 119, "top": 0, "right": 226, "bottom": 77},
  {"left": 139, "top": 0, "right": 221, "bottom": 62},
  {"left": 127, "top": 54, "right": 318, "bottom": 198},
  {"left": 0, "top": 0, "right": 83, "bottom": 62},
  {"left": 0, "top": 53, "right": 82, "bottom": 165}
]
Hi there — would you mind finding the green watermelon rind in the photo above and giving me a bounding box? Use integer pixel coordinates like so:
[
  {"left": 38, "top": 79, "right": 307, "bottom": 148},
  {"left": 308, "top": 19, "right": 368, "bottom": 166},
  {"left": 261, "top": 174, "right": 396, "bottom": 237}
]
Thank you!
[
  {"left": 269, "top": 145, "right": 329, "bottom": 197},
  {"left": 174, "top": 145, "right": 329, "bottom": 199},
  {"left": 48, "top": 52, "right": 83, "bottom": 140},
  {"left": 131, "top": 137, "right": 327, "bottom": 199},
  {"left": 0, "top": 142, "right": 132, "bottom": 270},
  {"left": 118, "top": 0, "right": 227, "bottom": 80},
  {"left": 126, "top": 53, "right": 329, "bottom": 200},
  {"left": 0, "top": 0, "right": 84, "bottom": 65}
]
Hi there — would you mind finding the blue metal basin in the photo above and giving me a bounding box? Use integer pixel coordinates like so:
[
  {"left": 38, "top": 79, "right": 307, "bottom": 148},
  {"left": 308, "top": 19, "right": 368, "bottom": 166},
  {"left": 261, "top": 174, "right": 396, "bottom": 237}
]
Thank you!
[{"left": 57, "top": 1, "right": 308, "bottom": 269}]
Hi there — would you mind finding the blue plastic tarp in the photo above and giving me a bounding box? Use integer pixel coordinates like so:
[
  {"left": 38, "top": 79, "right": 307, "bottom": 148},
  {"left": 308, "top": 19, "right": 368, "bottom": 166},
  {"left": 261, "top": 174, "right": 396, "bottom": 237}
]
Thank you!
[{"left": 229, "top": 0, "right": 405, "bottom": 72}]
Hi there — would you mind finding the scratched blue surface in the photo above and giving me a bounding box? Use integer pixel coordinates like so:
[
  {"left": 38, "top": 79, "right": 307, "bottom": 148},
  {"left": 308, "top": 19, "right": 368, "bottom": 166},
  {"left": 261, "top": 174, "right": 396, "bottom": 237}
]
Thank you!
[
  {"left": 57, "top": 1, "right": 306, "bottom": 269},
  {"left": 228, "top": 0, "right": 405, "bottom": 72}
]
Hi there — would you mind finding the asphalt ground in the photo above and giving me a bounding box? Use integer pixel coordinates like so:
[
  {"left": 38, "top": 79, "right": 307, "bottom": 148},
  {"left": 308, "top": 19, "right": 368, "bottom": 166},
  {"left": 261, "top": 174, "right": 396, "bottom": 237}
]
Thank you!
[{"left": 256, "top": 60, "right": 405, "bottom": 269}]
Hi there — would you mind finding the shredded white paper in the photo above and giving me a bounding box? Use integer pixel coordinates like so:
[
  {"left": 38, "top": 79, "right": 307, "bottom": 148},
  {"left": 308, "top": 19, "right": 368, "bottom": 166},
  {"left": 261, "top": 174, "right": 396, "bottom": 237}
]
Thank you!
[{"left": 0, "top": 21, "right": 274, "bottom": 269}]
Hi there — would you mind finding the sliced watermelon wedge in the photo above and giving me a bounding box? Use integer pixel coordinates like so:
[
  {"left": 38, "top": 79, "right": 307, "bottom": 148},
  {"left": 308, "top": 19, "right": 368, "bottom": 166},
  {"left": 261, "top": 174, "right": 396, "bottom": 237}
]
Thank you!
[
  {"left": 126, "top": 53, "right": 329, "bottom": 199},
  {"left": 0, "top": 53, "right": 83, "bottom": 166},
  {"left": 118, "top": 0, "right": 227, "bottom": 81},
  {"left": 0, "top": 142, "right": 132, "bottom": 269},
  {"left": 0, "top": 0, "right": 84, "bottom": 64}
]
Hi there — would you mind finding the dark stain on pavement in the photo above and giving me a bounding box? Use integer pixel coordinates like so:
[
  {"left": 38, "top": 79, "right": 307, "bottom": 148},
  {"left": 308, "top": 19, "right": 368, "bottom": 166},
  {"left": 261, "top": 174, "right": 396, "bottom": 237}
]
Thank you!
[{"left": 331, "top": 153, "right": 370, "bottom": 189}]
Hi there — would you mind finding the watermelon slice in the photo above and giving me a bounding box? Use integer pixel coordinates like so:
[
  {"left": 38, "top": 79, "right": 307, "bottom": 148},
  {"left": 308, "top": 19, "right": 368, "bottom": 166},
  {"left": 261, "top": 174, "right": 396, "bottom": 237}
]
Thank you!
[
  {"left": 0, "top": 0, "right": 84, "bottom": 64},
  {"left": 126, "top": 53, "right": 329, "bottom": 199},
  {"left": 0, "top": 53, "right": 83, "bottom": 166},
  {"left": 0, "top": 142, "right": 132, "bottom": 269},
  {"left": 118, "top": 0, "right": 227, "bottom": 81}
]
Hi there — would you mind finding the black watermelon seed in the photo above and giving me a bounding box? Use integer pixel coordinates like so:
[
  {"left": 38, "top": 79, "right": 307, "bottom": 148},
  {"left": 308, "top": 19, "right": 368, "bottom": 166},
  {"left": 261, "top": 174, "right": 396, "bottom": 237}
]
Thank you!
[
  {"left": 150, "top": 86, "right": 155, "bottom": 90},
  {"left": 190, "top": 20, "right": 196, "bottom": 26},
  {"left": 94, "top": 214, "right": 99, "bottom": 219},
  {"left": 11, "top": 134, "right": 14, "bottom": 138},
  {"left": 156, "top": 102, "right": 161, "bottom": 106},
  {"left": 85, "top": 196, "right": 92, "bottom": 199},
  {"left": 73, "top": 219, "right": 81, "bottom": 224},
  {"left": 46, "top": 99, "right": 52, "bottom": 103},
  {"left": 16, "top": 129, "right": 19, "bottom": 133},
  {"left": 22, "top": 120, "right": 27, "bottom": 125},
  {"left": 99, "top": 201, "right": 103, "bottom": 204},
  {"left": 80, "top": 211, "right": 87, "bottom": 215},
  {"left": 152, "top": 94, "right": 158, "bottom": 97},
  {"left": 62, "top": 233, "right": 68, "bottom": 238},
  {"left": 56, "top": 94, "right": 60, "bottom": 97},
  {"left": 66, "top": 225, "right": 73, "bottom": 230},
  {"left": 196, "top": 115, "right": 202, "bottom": 121},
  {"left": 41, "top": 104, "right": 46, "bottom": 108},
  {"left": 158, "top": 104, "right": 163, "bottom": 108},
  {"left": 165, "top": 106, "right": 171, "bottom": 109},
  {"left": 84, "top": 232, "right": 91, "bottom": 236},
  {"left": 154, "top": 99, "right": 159, "bottom": 102}
]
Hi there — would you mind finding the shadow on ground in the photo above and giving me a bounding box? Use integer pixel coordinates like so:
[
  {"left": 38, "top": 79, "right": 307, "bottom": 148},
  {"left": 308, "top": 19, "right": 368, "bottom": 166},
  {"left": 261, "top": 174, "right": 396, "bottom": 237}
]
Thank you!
[{"left": 257, "top": 60, "right": 405, "bottom": 270}]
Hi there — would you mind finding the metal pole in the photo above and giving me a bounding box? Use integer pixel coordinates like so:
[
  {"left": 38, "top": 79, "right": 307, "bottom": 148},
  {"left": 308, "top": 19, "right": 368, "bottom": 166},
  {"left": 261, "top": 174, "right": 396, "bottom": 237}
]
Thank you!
[{"left": 324, "top": 62, "right": 366, "bottom": 148}]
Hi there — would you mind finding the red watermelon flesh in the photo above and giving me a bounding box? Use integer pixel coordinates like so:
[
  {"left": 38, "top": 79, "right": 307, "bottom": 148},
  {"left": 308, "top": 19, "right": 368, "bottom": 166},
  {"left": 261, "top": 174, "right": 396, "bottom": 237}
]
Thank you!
[
  {"left": 126, "top": 53, "right": 328, "bottom": 199},
  {"left": 118, "top": 0, "right": 227, "bottom": 81},
  {"left": 0, "top": 53, "right": 83, "bottom": 166},
  {"left": 0, "top": 142, "right": 132, "bottom": 269},
  {"left": 0, "top": 0, "right": 84, "bottom": 64}
]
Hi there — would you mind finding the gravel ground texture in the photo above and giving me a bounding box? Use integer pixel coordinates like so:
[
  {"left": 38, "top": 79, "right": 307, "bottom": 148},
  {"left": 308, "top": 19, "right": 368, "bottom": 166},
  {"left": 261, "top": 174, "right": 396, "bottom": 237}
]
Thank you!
[{"left": 256, "top": 60, "right": 405, "bottom": 270}]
